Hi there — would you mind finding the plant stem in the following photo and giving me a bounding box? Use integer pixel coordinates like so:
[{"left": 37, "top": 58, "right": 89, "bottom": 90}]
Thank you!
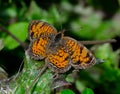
[
  {"left": 79, "top": 39, "right": 116, "bottom": 45},
  {"left": 0, "top": 24, "right": 28, "bottom": 50}
]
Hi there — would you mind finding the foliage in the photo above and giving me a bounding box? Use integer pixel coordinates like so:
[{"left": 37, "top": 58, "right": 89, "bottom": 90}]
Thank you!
[{"left": 0, "top": 0, "right": 120, "bottom": 94}]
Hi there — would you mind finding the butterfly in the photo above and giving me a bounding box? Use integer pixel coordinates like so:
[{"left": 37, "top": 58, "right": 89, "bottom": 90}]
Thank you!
[{"left": 27, "top": 20, "right": 96, "bottom": 73}]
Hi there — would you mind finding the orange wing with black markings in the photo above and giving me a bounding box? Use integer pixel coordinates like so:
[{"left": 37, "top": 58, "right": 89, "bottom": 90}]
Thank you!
[
  {"left": 27, "top": 20, "right": 97, "bottom": 72},
  {"left": 63, "top": 37, "right": 96, "bottom": 69},
  {"left": 45, "top": 45, "right": 71, "bottom": 73},
  {"left": 27, "top": 37, "right": 51, "bottom": 60},
  {"left": 28, "top": 20, "right": 57, "bottom": 40},
  {"left": 27, "top": 20, "right": 57, "bottom": 60}
]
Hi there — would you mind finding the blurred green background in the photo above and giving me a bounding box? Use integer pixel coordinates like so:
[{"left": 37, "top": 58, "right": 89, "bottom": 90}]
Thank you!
[{"left": 0, "top": 0, "right": 120, "bottom": 94}]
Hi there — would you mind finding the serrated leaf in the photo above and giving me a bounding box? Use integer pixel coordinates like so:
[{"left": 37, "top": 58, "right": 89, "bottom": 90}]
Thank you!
[{"left": 3, "top": 22, "right": 28, "bottom": 49}]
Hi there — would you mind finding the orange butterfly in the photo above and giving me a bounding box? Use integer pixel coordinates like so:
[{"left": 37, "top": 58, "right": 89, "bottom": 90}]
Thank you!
[{"left": 27, "top": 20, "right": 96, "bottom": 73}]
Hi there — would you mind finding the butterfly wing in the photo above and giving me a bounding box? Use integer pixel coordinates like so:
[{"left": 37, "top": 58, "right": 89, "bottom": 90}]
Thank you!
[
  {"left": 45, "top": 45, "right": 71, "bottom": 73},
  {"left": 63, "top": 37, "right": 96, "bottom": 69},
  {"left": 27, "top": 37, "right": 51, "bottom": 60},
  {"left": 28, "top": 20, "right": 57, "bottom": 40},
  {"left": 27, "top": 21, "right": 57, "bottom": 60}
]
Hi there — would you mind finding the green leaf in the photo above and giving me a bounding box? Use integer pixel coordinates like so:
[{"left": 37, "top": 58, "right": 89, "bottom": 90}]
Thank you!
[
  {"left": 0, "top": 39, "right": 4, "bottom": 50},
  {"left": 75, "top": 80, "right": 86, "bottom": 92},
  {"left": 95, "top": 44, "right": 119, "bottom": 68},
  {"left": 5, "top": 6, "right": 17, "bottom": 17},
  {"left": 13, "top": 52, "right": 53, "bottom": 94},
  {"left": 60, "top": 89, "right": 75, "bottom": 94},
  {"left": 3, "top": 22, "right": 28, "bottom": 49},
  {"left": 26, "top": 1, "right": 47, "bottom": 20},
  {"left": 82, "top": 88, "right": 94, "bottom": 94}
]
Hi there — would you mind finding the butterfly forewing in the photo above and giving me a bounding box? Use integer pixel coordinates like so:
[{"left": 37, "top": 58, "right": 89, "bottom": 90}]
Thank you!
[
  {"left": 28, "top": 20, "right": 57, "bottom": 40},
  {"left": 28, "top": 20, "right": 57, "bottom": 60}
]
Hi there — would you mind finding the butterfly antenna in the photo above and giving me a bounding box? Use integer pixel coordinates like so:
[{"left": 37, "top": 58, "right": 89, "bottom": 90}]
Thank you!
[
  {"left": 79, "top": 39, "right": 116, "bottom": 45},
  {"left": 0, "top": 24, "right": 28, "bottom": 50},
  {"left": 25, "top": 64, "right": 48, "bottom": 94}
]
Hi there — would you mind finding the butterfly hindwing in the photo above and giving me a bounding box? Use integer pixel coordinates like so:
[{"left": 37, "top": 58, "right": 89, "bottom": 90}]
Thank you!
[
  {"left": 63, "top": 37, "right": 96, "bottom": 69},
  {"left": 45, "top": 44, "right": 71, "bottom": 73}
]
